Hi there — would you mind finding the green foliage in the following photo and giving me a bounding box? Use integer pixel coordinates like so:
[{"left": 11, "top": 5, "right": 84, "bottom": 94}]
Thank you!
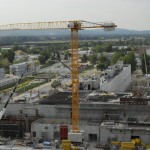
[
  {"left": 81, "top": 47, "right": 89, "bottom": 51},
  {"left": 111, "top": 52, "right": 122, "bottom": 64},
  {"left": 12, "top": 43, "right": 18, "bottom": 51},
  {"left": 96, "top": 63, "right": 105, "bottom": 70},
  {"left": 141, "top": 54, "right": 150, "bottom": 74},
  {"left": 105, "top": 43, "right": 112, "bottom": 52},
  {"left": 122, "top": 52, "right": 136, "bottom": 72},
  {"left": 38, "top": 51, "right": 50, "bottom": 64},
  {"left": 99, "top": 55, "right": 108, "bottom": 63},
  {"left": 16, "top": 80, "right": 46, "bottom": 93},
  {"left": 1, "top": 49, "right": 15, "bottom": 63},
  {"left": 89, "top": 54, "right": 97, "bottom": 65},
  {"left": 64, "top": 50, "right": 71, "bottom": 60},
  {"left": 0, "top": 58, "right": 9, "bottom": 68},
  {"left": 13, "top": 56, "right": 28, "bottom": 64},
  {"left": 93, "top": 45, "right": 103, "bottom": 53},
  {"left": 81, "top": 54, "right": 88, "bottom": 63},
  {"left": 96, "top": 54, "right": 110, "bottom": 70}
]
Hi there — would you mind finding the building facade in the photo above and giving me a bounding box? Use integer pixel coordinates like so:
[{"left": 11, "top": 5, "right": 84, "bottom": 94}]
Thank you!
[{"left": 100, "top": 62, "right": 131, "bottom": 92}]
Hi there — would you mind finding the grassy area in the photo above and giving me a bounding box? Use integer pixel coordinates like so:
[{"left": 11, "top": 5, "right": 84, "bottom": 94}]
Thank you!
[
  {"left": 0, "top": 76, "right": 34, "bottom": 93},
  {"left": 17, "top": 80, "right": 31, "bottom": 89},
  {"left": 16, "top": 80, "right": 47, "bottom": 93}
]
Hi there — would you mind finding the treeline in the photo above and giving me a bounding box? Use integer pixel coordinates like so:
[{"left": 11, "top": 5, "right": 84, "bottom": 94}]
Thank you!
[{"left": 0, "top": 34, "right": 150, "bottom": 46}]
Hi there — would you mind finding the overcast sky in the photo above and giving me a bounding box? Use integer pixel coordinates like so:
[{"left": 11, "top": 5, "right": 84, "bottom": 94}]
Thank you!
[{"left": 0, "top": 0, "right": 149, "bottom": 30}]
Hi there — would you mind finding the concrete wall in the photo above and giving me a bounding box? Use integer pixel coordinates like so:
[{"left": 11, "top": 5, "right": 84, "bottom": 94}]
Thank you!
[
  {"left": 100, "top": 65, "right": 131, "bottom": 92},
  {"left": 0, "top": 68, "right": 4, "bottom": 80},
  {"left": 1, "top": 103, "right": 150, "bottom": 122},
  {"left": 31, "top": 120, "right": 99, "bottom": 142},
  {"left": 1, "top": 102, "right": 150, "bottom": 143},
  {"left": 100, "top": 126, "right": 150, "bottom": 144},
  {"left": 10, "top": 62, "right": 27, "bottom": 76}
]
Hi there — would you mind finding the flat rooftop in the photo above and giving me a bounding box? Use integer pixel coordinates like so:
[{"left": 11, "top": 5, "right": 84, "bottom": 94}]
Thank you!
[
  {"left": 32, "top": 118, "right": 71, "bottom": 125},
  {"left": 38, "top": 91, "right": 120, "bottom": 105}
]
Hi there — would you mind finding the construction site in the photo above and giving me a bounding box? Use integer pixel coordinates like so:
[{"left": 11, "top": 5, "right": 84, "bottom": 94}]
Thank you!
[{"left": 0, "top": 20, "right": 150, "bottom": 150}]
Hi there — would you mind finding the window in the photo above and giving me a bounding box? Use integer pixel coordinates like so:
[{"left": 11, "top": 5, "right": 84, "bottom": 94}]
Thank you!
[
  {"left": 89, "top": 134, "right": 97, "bottom": 142},
  {"left": 33, "top": 131, "right": 36, "bottom": 137}
]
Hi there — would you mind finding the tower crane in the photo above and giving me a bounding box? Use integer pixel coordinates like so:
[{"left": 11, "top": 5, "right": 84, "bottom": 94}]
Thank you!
[{"left": 0, "top": 20, "right": 117, "bottom": 134}]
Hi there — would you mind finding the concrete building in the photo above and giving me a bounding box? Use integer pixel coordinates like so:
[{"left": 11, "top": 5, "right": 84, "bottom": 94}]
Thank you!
[
  {"left": 83, "top": 61, "right": 131, "bottom": 92},
  {"left": 9, "top": 62, "right": 36, "bottom": 76},
  {"left": 0, "top": 91, "right": 150, "bottom": 144},
  {"left": 100, "top": 121, "right": 150, "bottom": 144},
  {"left": 0, "top": 76, "right": 18, "bottom": 88},
  {"left": 100, "top": 61, "right": 131, "bottom": 92},
  {"left": 10, "top": 62, "right": 28, "bottom": 76},
  {"left": 31, "top": 118, "right": 150, "bottom": 144},
  {"left": 28, "top": 54, "right": 40, "bottom": 61},
  {"left": 31, "top": 118, "right": 99, "bottom": 142},
  {"left": 0, "top": 68, "right": 5, "bottom": 80},
  {"left": 112, "top": 46, "right": 129, "bottom": 50}
]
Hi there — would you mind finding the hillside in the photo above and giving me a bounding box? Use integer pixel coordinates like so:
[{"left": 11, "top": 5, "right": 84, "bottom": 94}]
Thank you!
[{"left": 0, "top": 28, "right": 150, "bottom": 36}]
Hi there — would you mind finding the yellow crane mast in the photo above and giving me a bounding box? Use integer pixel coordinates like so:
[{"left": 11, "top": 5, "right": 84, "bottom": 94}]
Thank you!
[{"left": 0, "top": 20, "right": 117, "bottom": 133}]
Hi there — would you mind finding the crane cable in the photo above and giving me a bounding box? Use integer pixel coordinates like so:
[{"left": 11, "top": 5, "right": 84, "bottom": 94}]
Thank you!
[{"left": 0, "top": 64, "right": 29, "bottom": 120}]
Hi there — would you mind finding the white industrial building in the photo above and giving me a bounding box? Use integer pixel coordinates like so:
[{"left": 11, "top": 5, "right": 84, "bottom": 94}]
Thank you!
[
  {"left": 31, "top": 118, "right": 99, "bottom": 142},
  {"left": 83, "top": 61, "right": 131, "bottom": 92},
  {"left": 10, "top": 62, "right": 28, "bottom": 76},
  {"left": 100, "top": 121, "right": 150, "bottom": 145},
  {"left": 9, "top": 62, "right": 36, "bottom": 76},
  {"left": 31, "top": 118, "right": 150, "bottom": 145},
  {"left": 0, "top": 76, "right": 19, "bottom": 88},
  {"left": 99, "top": 61, "right": 131, "bottom": 92},
  {"left": 0, "top": 68, "right": 5, "bottom": 80}
]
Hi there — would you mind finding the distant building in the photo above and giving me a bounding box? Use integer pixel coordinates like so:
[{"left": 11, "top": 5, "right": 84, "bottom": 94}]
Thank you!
[
  {"left": 28, "top": 54, "right": 40, "bottom": 61},
  {"left": 9, "top": 62, "right": 36, "bottom": 76},
  {"left": 112, "top": 46, "right": 129, "bottom": 50},
  {"left": 10, "top": 62, "right": 27, "bottom": 76},
  {"left": 0, "top": 68, "right": 5, "bottom": 80},
  {"left": 100, "top": 121, "right": 150, "bottom": 144},
  {"left": 83, "top": 61, "right": 131, "bottom": 92},
  {"left": 0, "top": 76, "right": 18, "bottom": 88}
]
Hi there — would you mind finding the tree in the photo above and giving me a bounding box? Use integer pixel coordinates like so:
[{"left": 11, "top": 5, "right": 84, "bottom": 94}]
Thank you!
[
  {"left": 98, "top": 54, "right": 110, "bottom": 67},
  {"left": 1, "top": 49, "right": 15, "bottom": 63},
  {"left": 105, "top": 43, "right": 112, "bottom": 52},
  {"left": 64, "top": 50, "right": 71, "bottom": 60},
  {"left": 12, "top": 43, "right": 18, "bottom": 51},
  {"left": 122, "top": 52, "right": 136, "bottom": 73},
  {"left": 38, "top": 55, "right": 46, "bottom": 64},
  {"left": 99, "top": 55, "right": 108, "bottom": 63},
  {"left": 96, "top": 63, "right": 105, "bottom": 70},
  {"left": 38, "top": 51, "right": 50, "bottom": 64},
  {"left": 141, "top": 54, "right": 150, "bottom": 74},
  {"left": 89, "top": 54, "right": 97, "bottom": 65},
  {"left": 13, "top": 56, "right": 28, "bottom": 64},
  {"left": 0, "top": 58, "right": 9, "bottom": 68},
  {"left": 81, "top": 54, "right": 88, "bottom": 63},
  {"left": 111, "top": 52, "right": 122, "bottom": 64},
  {"left": 93, "top": 45, "right": 103, "bottom": 53}
]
